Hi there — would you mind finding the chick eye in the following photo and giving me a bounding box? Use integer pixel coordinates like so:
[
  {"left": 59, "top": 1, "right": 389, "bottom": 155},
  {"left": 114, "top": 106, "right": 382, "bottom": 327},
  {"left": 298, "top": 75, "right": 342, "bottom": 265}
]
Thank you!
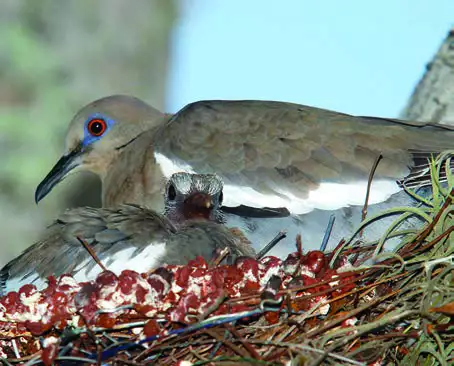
[
  {"left": 218, "top": 191, "right": 224, "bottom": 205},
  {"left": 87, "top": 118, "right": 107, "bottom": 137},
  {"left": 167, "top": 184, "right": 176, "bottom": 201}
]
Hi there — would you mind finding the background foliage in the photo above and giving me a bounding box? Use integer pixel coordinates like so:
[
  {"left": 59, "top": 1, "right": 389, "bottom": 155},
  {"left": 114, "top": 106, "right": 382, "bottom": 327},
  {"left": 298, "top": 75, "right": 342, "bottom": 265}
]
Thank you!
[{"left": 0, "top": 0, "right": 177, "bottom": 266}]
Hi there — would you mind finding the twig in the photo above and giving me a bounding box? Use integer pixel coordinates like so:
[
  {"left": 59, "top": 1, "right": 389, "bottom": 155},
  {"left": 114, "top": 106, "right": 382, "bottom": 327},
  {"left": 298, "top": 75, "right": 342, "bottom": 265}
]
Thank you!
[
  {"left": 188, "top": 345, "right": 208, "bottom": 361},
  {"left": 11, "top": 339, "right": 20, "bottom": 359},
  {"left": 209, "top": 247, "right": 230, "bottom": 267},
  {"left": 225, "top": 267, "right": 372, "bottom": 306},
  {"left": 76, "top": 311, "right": 104, "bottom": 366},
  {"left": 320, "top": 214, "right": 335, "bottom": 252},
  {"left": 247, "top": 340, "right": 366, "bottom": 366},
  {"left": 0, "top": 358, "right": 13, "bottom": 366},
  {"left": 30, "top": 356, "right": 98, "bottom": 365},
  {"left": 255, "top": 231, "right": 287, "bottom": 259},
  {"left": 224, "top": 323, "right": 262, "bottom": 360},
  {"left": 204, "top": 328, "right": 250, "bottom": 359},
  {"left": 210, "top": 328, "right": 230, "bottom": 359},
  {"left": 361, "top": 154, "right": 383, "bottom": 233},
  {"left": 76, "top": 236, "right": 109, "bottom": 273},
  {"left": 197, "top": 291, "right": 227, "bottom": 321},
  {"left": 312, "top": 309, "right": 418, "bottom": 365},
  {"left": 304, "top": 289, "right": 402, "bottom": 339},
  {"left": 399, "top": 188, "right": 453, "bottom": 255}
]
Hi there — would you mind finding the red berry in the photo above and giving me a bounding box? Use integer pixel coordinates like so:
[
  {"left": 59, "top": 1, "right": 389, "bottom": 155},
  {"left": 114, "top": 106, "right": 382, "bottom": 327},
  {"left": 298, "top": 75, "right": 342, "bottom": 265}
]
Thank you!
[
  {"left": 264, "top": 311, "right": 280, "bottom": 324},
  {"left": 1, "top": 291, "right": 20, "bottom": 312},
  {"left": 96, "top": 271, "right": 118, "bottom": 287},
  {"left": 18, "top": 284, "right": 37, "bottom": 297},
  {"left": 41, "top": 338, "right": 60, "bottom": 366},
  {"left": 25, "top": 320, "right": 53, "bottom": 335},
  {"left": 236, "top": 257, "right": 259, "bottom": 277},
  {"left": 147, "top": 277, "right": 167, "bottom": 296},
  {"left": 183, "top": 293, "right": 200, "bottom": 312},
  {"left": 95, "top": 313, "right": 116, "bottom": 328},
  {"left": 135, "top": 285, "right": 149, "bottom": 303},
  {"left": 175, "top": 266, "right": 191, "bottom": 288},
  {"left": 119, "top": 270, "right": 140, "bottom": 295},
  {"left": 134, "top": 304, "right": 157, "bottom": 317},
  {"left": 305, "top": 251, "right": 326, "bottom": 274},
  {"left": 187, "top": 256, "right": 208, "bottom": 269},
  {"left": 143, "top": 319, "right": 160, "bottom": 337}
]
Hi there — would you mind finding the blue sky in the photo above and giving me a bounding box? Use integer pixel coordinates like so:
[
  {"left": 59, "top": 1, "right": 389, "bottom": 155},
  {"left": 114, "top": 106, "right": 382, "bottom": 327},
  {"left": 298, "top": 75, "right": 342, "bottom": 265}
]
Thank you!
[{"left": 167, "top": 1, "right": 453, "bottom": 118}]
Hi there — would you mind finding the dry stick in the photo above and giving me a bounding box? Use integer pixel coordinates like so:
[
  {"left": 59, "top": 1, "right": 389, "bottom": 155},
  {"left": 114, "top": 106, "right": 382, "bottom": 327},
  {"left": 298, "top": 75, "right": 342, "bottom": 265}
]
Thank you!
[
  {"left": 398, "top": 188, "right": 453, "bottom": 256},
  {"left": 255, "top": 231, "right": 287, "bottom": 260},
  {"left": 209, "top": 247, "right": 230, "bottom": 267},
  {"left": 1, "top": 357, "right": 14, "bottom": 366},
  {"left": 310, "top": 309, "right": 418, "bottom": 366},
  {"left": 157, "top": 340, "right": 218, "bottom": 364},
  {"left": 332, "top": 153, "right": 383, "bottom": 266},
  {"left": 360, "top": 154, "right": 383, "bottom": 237},
  {"left": 250, "top": 340, "right": 365, "bottom": 366},
  {"left": 134, "top": 328, "right": 227, "bottom": 363},
  {"left": 320, "top": 215, "right": 336, "bottom": 252},
  {"left": 281, "top": 274, "right": 406, "bottom": 346},
  {"left": 188, "top": 346, "right": 208, "bottom": 361},
  {"left": 133, "top": 333, "right": 197, "bottom": 363},
  {"left": 197, "top": 291, "right": 228, "bottom": 321},
  {"left": 353, "top": 222, "right": 454, "bottom": 273},
  {"left": 111, "top": 359, "right": 142, "bottom": 366},
  {"left": 322, "top": 272, "right": 408, "bottom": 308},
  {"left": 76, "top": 311, "right": 103, "bottom": 366},
  {"left": 262, "top": 276, "right": 402, "bottom": 361},
  {"left": 226, "top": 266, "right": 373, "bottom": 305},
  {"left": 204, "top": 328, "right": 251, "bottom": 359},
  {"left": 305, "top": 288, "right": 402, "bottom": 339},
  {"left": 408, "top": 226, "right": 454, "bottom": 258},
  {"left": 5, "top": 351, "right": 41, "bottom": 363},
  {"left": 223, "top": 323, "right": 263, "bottom": 360},
  {"left": 76, "top": 236, "right": 109, "bottom": 273}
]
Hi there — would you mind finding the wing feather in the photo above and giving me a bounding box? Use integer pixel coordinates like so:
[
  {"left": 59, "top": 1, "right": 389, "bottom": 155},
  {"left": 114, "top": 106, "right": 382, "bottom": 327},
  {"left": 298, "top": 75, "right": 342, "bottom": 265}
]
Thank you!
[{"left": 155, "top": 100, "right": 454, "bottom": 211}]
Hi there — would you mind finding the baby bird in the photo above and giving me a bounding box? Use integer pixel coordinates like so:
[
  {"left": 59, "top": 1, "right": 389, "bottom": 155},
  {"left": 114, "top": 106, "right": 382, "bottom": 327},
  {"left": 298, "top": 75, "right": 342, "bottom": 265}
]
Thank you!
[{"left": 0, "top": 173, "right": 255, "bottom": 295}]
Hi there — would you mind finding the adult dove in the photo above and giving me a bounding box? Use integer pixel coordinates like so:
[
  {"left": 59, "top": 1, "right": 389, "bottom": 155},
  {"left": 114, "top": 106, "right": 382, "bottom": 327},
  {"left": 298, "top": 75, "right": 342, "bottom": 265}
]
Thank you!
[
  {"left": 34, "top": 95, "right": 454, "bottom": 254},
  {"left": 1, "top": 173, "right": 254, "bottom": 295}
]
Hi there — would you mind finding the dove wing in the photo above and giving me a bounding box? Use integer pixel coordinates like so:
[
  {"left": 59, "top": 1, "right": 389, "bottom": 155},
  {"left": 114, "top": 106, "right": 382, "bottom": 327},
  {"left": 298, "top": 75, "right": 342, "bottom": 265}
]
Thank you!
[{"left": 155, "top": 100, "right": 454, "bottom": 213}]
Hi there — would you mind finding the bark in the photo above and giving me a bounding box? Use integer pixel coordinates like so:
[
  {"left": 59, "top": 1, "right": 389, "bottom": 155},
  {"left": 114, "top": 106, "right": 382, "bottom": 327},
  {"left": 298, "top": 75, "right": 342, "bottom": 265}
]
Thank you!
[{"left": 400, "top": 28, "right": 454, "bottom": 124}]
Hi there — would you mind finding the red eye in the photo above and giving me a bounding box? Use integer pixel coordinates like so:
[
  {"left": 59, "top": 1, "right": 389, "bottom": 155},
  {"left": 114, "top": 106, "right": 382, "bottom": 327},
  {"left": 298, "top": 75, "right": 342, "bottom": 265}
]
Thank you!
[{"left": 87, "top": 118, "right": 107, "bottom": 137}]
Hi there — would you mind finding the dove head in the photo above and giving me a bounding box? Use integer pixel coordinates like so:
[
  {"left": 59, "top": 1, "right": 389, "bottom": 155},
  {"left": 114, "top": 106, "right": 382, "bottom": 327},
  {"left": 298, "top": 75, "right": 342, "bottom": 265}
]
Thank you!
[
  {"left": 165, "top": 172, "right": 225, "bottom": 224},
  {"left": 35, "top": 95, "right": 164, "bottom": 204}
]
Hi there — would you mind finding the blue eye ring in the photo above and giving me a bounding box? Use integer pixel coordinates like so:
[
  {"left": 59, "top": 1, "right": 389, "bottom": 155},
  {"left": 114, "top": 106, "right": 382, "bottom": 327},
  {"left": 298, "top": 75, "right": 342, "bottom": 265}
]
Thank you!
[
  {"left": 87, "top": 117, "right": 107, "bottom": 137},
  {"left": 82, "top": 113, "right": 115, "bottom": 147}
]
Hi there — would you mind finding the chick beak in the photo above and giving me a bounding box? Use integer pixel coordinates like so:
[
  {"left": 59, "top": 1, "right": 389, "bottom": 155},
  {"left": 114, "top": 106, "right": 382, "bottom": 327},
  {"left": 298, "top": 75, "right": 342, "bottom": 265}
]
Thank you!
[
  {"left": 183, "top": 192, "right": 214, "bottom": 220},
  {"left": 35, "top": 143, "right": 84, "bottom": 204}
]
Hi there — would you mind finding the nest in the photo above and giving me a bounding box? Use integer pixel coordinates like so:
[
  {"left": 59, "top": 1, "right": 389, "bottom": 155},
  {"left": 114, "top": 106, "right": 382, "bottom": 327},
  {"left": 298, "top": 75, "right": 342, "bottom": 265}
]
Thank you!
[{"left": 1, "top": 156, "right": 454, "bottom": 366}]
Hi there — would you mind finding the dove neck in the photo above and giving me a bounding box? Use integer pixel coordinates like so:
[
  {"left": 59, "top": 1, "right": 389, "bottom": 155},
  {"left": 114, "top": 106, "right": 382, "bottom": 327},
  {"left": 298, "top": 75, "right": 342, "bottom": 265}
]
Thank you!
[{"left": 101, "top": 151, "right": 167, "bottom": 212}]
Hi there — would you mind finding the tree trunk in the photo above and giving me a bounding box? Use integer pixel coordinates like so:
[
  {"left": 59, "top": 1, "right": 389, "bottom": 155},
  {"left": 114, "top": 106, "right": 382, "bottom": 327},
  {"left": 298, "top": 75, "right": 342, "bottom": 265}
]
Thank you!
[{"left": 400, "top": 28, "right": 454, "bottom": 124}]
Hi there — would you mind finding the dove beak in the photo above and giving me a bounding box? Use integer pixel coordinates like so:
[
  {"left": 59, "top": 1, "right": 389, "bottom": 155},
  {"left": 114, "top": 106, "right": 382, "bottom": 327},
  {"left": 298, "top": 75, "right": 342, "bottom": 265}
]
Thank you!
[{"left": 35, "top": 143, "right": 84, "bottom": 204}]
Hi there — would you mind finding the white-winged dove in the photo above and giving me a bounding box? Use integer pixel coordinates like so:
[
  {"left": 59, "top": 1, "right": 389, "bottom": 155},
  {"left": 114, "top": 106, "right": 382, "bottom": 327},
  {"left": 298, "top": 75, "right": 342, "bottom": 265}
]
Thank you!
[
  {"left": 1, "top": 173, "right": 255, "bottom": 295},
  {"left": 34, "top": 96, "right": 454, "bottom": 253}
]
